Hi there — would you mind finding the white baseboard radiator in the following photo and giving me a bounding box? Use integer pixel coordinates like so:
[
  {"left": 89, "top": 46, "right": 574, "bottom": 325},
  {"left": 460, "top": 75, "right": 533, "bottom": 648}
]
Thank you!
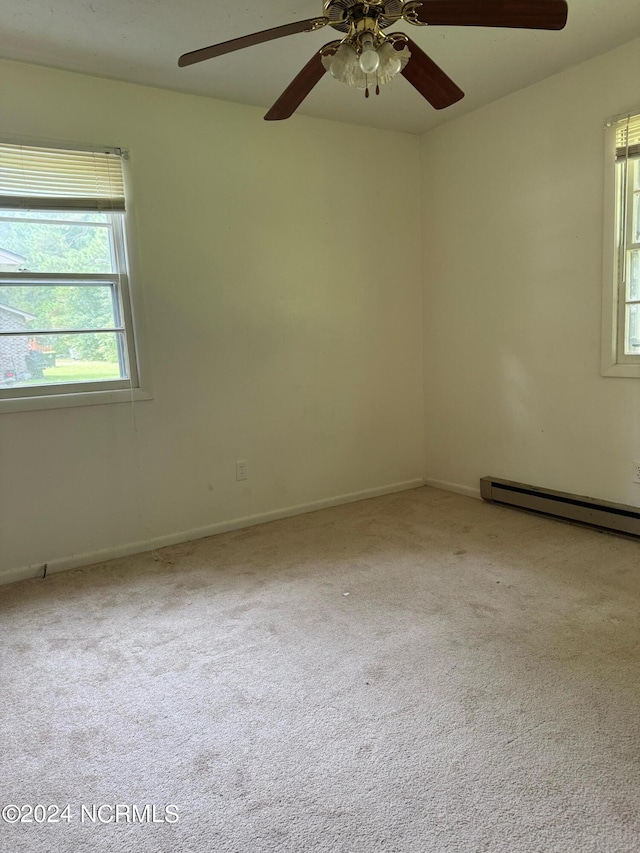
[{"left": 480, "top": 477, "right": 640, "bottom": 538}]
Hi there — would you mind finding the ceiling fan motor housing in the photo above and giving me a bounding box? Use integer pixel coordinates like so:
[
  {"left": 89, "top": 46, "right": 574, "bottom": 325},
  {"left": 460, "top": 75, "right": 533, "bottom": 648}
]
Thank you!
[{"left": 324, "top": 0, "right": 405, "bottom": 34}]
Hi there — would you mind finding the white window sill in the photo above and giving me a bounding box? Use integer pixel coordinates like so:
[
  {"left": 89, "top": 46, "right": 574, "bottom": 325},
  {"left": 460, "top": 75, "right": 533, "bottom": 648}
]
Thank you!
[
  {"left": 0, "top": 386, "right": 152, "bottom": 413},
  {"left": 601, "top": 361, "right": 640, "bottom": 378}
]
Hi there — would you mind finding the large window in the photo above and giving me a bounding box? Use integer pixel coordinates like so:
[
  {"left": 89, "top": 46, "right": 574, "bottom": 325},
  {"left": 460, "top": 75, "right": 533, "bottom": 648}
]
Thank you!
[
  {"left": 0, "top": 141, "right": 147, "bottom": 409},
  {"left": 602, "top": 113, "right": 640, "bottom": 377}
]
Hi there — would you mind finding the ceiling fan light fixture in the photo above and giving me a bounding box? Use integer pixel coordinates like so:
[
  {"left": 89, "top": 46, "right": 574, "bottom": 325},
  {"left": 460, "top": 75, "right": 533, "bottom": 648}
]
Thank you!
[{"left": 321, "top": 38, "right": 410, "bottom": 89}]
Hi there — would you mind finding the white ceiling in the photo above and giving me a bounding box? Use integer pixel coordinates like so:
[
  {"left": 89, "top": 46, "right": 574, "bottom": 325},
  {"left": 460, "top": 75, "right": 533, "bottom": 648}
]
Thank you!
[{"left": 1, "top": 1, "right": 639, "bottom": 134}]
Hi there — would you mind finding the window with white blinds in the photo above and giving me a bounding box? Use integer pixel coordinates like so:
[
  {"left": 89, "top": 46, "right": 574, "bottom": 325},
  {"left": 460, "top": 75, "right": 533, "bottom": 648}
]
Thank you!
[
  {"left": 602, "top": 113, "right": 640, "bottom": 377},
  {"left": 0, "top": 143, "right": 126, "bottom": 211},
  {"left": 615, "top": 115, "right": 640, "bottom": 162},
  {"left": 0, "top": 140, "right": 144, "bottom": 409}
]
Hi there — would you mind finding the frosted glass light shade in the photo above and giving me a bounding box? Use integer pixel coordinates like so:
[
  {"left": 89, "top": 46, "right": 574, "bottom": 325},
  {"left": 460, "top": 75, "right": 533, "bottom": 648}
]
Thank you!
[
  {"left": 376, "top": 42, "right": 410, "bottom": 84},
  {"left": 326, "top": 43, "right": 358, "bottom": 81}
]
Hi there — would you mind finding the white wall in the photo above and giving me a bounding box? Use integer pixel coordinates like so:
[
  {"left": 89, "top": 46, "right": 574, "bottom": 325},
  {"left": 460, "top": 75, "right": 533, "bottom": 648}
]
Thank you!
[
  {"left": 421, "top": 37, "right": 640, "bottom": 506},
  {"left": 0, "top": 59, "right": 424, "bottom": 581}
]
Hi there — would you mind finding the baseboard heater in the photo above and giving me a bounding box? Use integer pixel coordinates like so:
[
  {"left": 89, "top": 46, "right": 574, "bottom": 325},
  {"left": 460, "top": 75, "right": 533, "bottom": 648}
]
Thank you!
[{"left": 480, "top": 477, "right": 640, "bottom": 538}]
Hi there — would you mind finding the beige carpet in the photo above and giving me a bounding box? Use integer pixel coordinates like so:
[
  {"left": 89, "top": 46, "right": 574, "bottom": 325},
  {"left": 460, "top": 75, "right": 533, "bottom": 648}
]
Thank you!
[{"left": 1, "top": 486, "right": 640, "bottom": 852}]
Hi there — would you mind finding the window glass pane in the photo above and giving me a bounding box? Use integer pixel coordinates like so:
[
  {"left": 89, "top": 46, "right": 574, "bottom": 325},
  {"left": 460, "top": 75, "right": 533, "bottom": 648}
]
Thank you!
[
  {"left": 0, "top": 284, "right": 118, "bottom": 332},
  {"left": 0, "top": 210, "right": 113, "bottom": 273},
  {"left": 628, "top": 251, "right": 640, "bottom": 302},
  {"left": 625, "top": 304, "right": 640, "bottom": 354},
  {"left": 0, "top": 332, "right": 127, "bottom": 388}
]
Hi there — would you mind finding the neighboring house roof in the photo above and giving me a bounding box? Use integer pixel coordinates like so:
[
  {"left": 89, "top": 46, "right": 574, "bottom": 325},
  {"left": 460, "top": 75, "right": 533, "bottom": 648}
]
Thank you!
[
  {"left": 0, "top": 247, "right": 26, "bottom": 268},
  {"left": 0, "top": 302, "right": 36, "bottom": 321}
]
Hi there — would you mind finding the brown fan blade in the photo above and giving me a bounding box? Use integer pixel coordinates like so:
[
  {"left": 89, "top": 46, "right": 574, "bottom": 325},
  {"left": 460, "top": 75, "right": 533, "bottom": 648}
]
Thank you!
[
  {"left": 405, "top": 0, "right": 568, "bottom": 30},
  {"left": 178, "top": 17, "right": 329, "bottom": 67},
  {"left": 264, "top": 51, "right": 328, "bottom": 121},
  {"left": 400, "top": 37, "right": 464, "bottom": 110}
]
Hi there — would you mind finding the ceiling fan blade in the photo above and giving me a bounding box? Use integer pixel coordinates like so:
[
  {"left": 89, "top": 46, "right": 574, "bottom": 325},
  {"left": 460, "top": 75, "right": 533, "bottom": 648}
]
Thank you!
[
  {"left": 178, "top": 17, "right": 329, "bottom": 67},
  {"left": 400, "top": 37, "right": 464, "bottom": 110},
  {"left": 404, "top": 0, "right": 568, "bottom": 30},
  {"left": 264, "top": 51, "right": 328, "bottom": 121}
]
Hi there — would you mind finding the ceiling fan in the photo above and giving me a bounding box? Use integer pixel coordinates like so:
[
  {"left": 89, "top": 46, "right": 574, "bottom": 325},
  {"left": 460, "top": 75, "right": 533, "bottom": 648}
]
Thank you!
[{"left": 178, "top": 0, "right": 568, "bottom": 120}]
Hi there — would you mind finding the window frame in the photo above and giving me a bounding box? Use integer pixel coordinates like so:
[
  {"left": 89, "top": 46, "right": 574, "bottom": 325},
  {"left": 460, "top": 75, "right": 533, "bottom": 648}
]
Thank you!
[
  {"left": 601, "top": 115, "right": 640, "bottom": 378},
  {"left": 0, "top": 139, "right": 151, "bottom": 412}
]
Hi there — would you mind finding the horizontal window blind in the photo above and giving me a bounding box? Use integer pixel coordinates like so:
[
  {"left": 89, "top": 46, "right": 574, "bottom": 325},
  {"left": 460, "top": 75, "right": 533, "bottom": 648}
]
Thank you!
[
  {"left": 615, "top": 114, "right": 640, "bottom": 162},
  {"left": 0, "top": 143, "right": 126, "bottom": 211}
]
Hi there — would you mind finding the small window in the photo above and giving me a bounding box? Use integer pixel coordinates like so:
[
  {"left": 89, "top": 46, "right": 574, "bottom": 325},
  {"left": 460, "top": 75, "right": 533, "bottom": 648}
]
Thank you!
[
  {"left": 602, "top": 113, "right": 640, "bottom": 377},
  {"left": 0, "top": 141, "right": 148, "bottom": 409}
]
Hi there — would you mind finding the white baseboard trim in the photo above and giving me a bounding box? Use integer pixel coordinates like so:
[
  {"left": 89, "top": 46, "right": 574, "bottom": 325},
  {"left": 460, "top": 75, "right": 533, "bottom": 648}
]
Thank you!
[
  {"left": 423, "top": 477, "right": 482, "bottom": 500},
  {"left": 1, "top": 478, "right": 425, "bottom": 588}
]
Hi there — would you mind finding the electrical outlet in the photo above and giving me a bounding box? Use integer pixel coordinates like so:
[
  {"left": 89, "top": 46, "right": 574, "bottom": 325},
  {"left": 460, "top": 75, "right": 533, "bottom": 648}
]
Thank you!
[
  {"left": 236, "top": 460, "right": 248, "bottom": 481},
  {"left": 633, "top": 461, "right": 640, "bottom": 484}
]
